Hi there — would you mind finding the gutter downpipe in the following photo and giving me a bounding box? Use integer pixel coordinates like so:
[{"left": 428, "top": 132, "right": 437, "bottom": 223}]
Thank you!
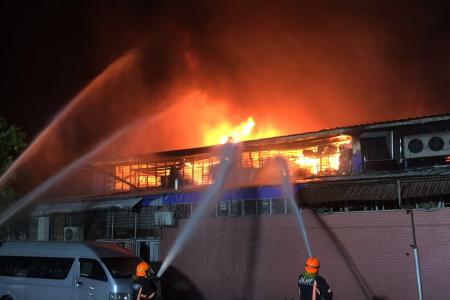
[
  {"left": 398, "top": 180, "right": 424, "bottom": 300},
  {"left": 399, "top": 136, "right": 423, "bottom": 299},
  {"left": 397, "top": 180, "right": 423, "bottom": 300},
  {"left": 407, "top": 208, "right": 424, "bottom": 300}
]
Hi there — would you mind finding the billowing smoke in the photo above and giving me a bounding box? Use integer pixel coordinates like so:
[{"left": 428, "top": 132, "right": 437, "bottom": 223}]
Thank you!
[
  {"left": 107, "top": 1, "right": 449, "bottom": 153},
  {"left": 4, "top": 0, "right": 450, "bottom": 195}
]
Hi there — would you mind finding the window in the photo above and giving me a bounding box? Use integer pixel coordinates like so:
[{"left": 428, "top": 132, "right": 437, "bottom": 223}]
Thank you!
[
  {"left": 213, "top": 199, "right": 291, "bottom": 217},
  {"left": 286, "top": 199, "right": 296, "bottom": 214},
  {"left": 42, "top": 257, "right": 74, "bottom": 279},
  {"left": 244, "top": 200, "right": 257, "bottom": 215},
  {"left": 101, "top": 257, "right": 142, "bottom": 279},
  {"left": 79, "top": 258, "right": 107, "bottom": 281},
  {"left": 309, "top": 200, "right": 403, "bottom": 214},
  {"left": 0, "top": 256, "right": 74, "bottom": 279},
  {"left": 174, "top": 203, "right": 191, "bottom": 219},
  {"left": 271, "top": 198, "right": 286, "bottom": 214},
  {"left": 217, "top": 201, "right": 228, "bottom": 216},
  {"left": 257, "top": 199, "right": 271, "bottom": 215},
  {"left": 229, "top": 200, "right": 243, "bottom": 216},
  {"left": 360, "top": 131, "right": 393, "bottom": 161}
]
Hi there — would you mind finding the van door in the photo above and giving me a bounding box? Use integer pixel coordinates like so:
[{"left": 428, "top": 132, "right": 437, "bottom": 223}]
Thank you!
[{"left": 75, "top": 258, "right": 110, "bottom": 300}]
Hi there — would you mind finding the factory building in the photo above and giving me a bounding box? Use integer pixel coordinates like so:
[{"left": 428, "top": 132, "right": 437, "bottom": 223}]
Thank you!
[{"left": 28, "top": 114, "right": 450, "bottom": 299}]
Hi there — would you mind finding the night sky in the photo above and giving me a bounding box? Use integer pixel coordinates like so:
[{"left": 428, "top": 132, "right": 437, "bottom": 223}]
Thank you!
[
  {"left": 1, "top": 0, "right": 449, "bottom": 141},
  {"left": 1, "top": 1, "right": 151, "bottom": 138}
]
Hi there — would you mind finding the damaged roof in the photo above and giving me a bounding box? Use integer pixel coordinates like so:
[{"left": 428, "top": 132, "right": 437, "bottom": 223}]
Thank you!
[{"left": 93, "top": 113, "right": 450, "bottom": 165}]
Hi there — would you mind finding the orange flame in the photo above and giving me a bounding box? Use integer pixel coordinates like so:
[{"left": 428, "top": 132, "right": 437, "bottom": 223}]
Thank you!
[
  {"left": 203, "top": 117, "right": 278, "bottom": 146},
  {"left": 292, "top": 135, "right": 352, "bottom": 175},
  {"left": 219, "top": 117, "right": 255, "bottom": 144}
]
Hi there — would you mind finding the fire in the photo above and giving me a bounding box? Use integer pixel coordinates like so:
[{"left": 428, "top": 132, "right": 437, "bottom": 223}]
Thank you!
[
  {"left": 204, "top": 116, "right": 278, "bottom": 146},
  {"left": 219, "top": 117, "right": 255, "bottom": 144},
  {"left": 113, "top": 134, "right": 353, "bottom": 191},
  {"left": 292, "top": 136, "right": 352, "bottom": 175}
]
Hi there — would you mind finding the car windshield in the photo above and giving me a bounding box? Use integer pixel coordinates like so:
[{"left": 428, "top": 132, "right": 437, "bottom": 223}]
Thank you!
[{"left": 101, "top": 257, "right": 142, "bottom": 279}]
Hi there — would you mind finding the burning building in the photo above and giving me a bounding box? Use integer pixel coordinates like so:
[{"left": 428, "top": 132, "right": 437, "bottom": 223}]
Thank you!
[{"left": 25, "top": 113, "right": 450, "bottom": 299}]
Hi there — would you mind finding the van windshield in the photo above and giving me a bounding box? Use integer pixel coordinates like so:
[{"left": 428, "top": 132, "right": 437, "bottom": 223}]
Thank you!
[{"left": 101, "top": 257, "right": 142, "bottom": 279}]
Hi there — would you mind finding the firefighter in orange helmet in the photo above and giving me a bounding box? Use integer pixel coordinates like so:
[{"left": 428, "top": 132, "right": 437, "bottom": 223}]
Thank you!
[
  {"left": 132, "top": 262, "right": 158, "bottom": 300},
  {"left": 298, "top": 257, "right": 332, "bottom": 300}
]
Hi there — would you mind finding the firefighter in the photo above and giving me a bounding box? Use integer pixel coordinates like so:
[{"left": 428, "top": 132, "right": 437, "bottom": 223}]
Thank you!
[
  {"left": 298, "top": 257, "right": 333, "bottom": 300},
  {"left": 132, "top": 262, "right": 158, "bottom": 300}
]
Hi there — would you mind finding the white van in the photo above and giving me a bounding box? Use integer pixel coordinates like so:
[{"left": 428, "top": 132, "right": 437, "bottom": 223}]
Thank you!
[{"left": 0, "top": 241, "right": 142, "bottom": 300}]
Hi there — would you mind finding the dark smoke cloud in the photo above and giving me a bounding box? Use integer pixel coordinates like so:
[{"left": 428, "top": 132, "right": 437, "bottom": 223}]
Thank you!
[
  {"left": 2, "top": 0, "right": 449, "bottom": 193},
  {"left": 112, "top": 0, "right": 450, "bottom": 152}
]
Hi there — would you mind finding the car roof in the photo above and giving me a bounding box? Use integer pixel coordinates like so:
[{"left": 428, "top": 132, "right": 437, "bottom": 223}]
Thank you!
[{"left": 0, "top": 241, "right": 134, "bottom": 258}]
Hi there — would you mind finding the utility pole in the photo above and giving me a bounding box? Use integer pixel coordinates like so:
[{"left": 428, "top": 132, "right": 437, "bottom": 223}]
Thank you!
[{"left": 407, "top": 209, "right": 423, "bottom": 300}]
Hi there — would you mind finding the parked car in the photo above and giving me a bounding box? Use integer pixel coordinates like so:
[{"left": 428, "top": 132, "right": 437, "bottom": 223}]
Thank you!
[{"left": 0, "top": 241, "right": 142, "bottom": 300}]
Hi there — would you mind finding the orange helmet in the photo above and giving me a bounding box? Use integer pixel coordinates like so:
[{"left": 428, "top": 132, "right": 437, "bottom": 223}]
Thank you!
[
  {"left": 305, "top": 257, "right": 320, "bottom": 274},
  {"left": 136, "top": 262, "right": 150, "bottom": 277}
]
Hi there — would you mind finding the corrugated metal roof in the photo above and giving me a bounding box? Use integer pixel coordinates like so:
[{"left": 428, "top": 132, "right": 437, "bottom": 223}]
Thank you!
[
  {"left": 32, "top": 197, "right": 143, "bottom": 216},
  {"left": 303, "top": 165, "right": 450, "bottom": 184},
  {"left": 299, "top": 182, "right": 398, "bottom": 203},
  {"left": 300, "top": 177, "right": 450, "bottom": 204},
  {"left": 402, "top": 179, "right": 450, "bottom": 199}
]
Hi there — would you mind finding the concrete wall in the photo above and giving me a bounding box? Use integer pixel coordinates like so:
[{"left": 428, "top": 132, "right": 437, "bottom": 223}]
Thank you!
[{"left": 160, "top": 208, "right": 450, "bottom": 300}]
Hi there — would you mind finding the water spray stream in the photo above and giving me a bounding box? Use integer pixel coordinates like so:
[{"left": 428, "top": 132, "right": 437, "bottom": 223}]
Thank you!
[
  {"left": 157, "top": 144, "right": 238, "bottom": 278},
  {"left": 0, "top": 122, "right": 140, "bottom": 228},
  {"left": 0, "top": 51, "right": 137, "bottom": 187},
  {"left": 274, "top": 157, "right": 313, "bottom": 257}
]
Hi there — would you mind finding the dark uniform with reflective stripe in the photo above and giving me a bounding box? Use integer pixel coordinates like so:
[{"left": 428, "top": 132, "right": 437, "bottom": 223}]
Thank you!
[
  {"left": 132, "top": 276, "right": 158, "bottom": 300},
  {"left": 298, "top": 273, "right": 332, "bottom": 300}
]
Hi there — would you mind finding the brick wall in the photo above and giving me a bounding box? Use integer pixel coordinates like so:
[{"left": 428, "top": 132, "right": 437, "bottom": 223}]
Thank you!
[{"left": 160, "top": 208, "right": 450, "bottom": 300}]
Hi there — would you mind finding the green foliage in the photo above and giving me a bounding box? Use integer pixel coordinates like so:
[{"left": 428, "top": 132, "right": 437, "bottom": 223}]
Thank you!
[
  {"left": 0, "top": 116, "right": 26, "bottom": 172},
  {"left": 0, "top": 186, "right": 20, "bottom": 209},
  {"left": 0, "top": 116, "right": 26, "bottom": 209}
]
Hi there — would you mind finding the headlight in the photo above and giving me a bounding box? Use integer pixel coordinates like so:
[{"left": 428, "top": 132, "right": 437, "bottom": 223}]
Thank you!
[{"left": 109, "top": 292, "right": 130, "bottom": 300}]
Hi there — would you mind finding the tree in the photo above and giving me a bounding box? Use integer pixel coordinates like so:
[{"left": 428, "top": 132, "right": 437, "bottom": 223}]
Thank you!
[
  {"left": 0, "top": 116, "right": 26, "bottom": 239},
  {"left": 0, "top": 116, "right": 26, "bottom": 173}
]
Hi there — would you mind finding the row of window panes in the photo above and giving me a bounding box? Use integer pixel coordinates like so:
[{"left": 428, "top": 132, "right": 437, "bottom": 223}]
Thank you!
[
  {"left": 113, "top": 142, "right": 351, "bottom": 191},
  {"left": 0, "top": 256, "right": 74, "bottom": 279},
  {"left": 313, "top": 201, "right": 401, "bottom": 214},
  {"left": 217, "top": 199, "right": 292, "bottom": 216},
  {"left": 113, "top": 158, "right": 220, "bottom": 191},
  {"left": 114, "top": 150, "right": 339, "bottom": 190},
  {"left": 0, "top": 255, "right": 134, "bottom": 283},
  {"left": 242, "top": 149, "right": 344, "bottom": 175},
  {"left": 175, "top": 199, "right": 408, "bottom": 218},
  {"left": 172, "top": 199, "right": 292, "bottom": 219}
]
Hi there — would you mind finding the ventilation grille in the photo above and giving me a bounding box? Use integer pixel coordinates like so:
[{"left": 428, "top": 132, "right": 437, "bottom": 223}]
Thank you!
[
  {"left": 404, "top": 132, "right": 450, "bottom": 159},
  {"left": 64, "top": 226, "right": 84, "bottom": 241}
]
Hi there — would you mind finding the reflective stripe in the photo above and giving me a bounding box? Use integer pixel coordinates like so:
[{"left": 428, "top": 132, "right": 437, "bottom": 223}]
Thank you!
[
  {"left": 305, "top": 264, "right": 319, "bottom": 269},
  {"left": 312, "top": 280, "right": 317, "bottom": 300}
]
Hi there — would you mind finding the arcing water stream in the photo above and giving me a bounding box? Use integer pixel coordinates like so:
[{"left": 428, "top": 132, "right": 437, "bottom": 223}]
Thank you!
[
  {"left": 1, "top": 42, "right": 313, "bottom": 279},
  {"left": 0, "top": 122, "right": 140, "bottom": 228},
  {"left": 273, "top": 156, "right": 313, "bottom": 257},
  {"left": 157, "top": 143, "right": 239, "bottom": 278},
  {"left": 0, "top": 51, "right": 137, "bottom": 188},
  {"left": 157, "top": 149, "right": 313, "bottom": 278}
]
